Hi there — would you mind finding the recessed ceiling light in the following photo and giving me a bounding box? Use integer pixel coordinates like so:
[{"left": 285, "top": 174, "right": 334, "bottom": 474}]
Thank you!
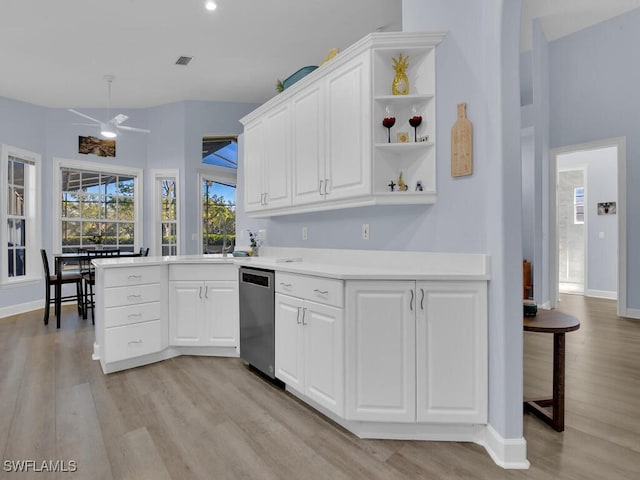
[{"left": 205, "top": 1, "right": 217, "bottom": 11}]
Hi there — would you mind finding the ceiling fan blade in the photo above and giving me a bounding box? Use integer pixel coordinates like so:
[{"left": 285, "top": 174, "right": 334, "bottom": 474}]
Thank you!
[
  {"left": 111, "top": 113, "right": 128, "bottom": 125},
  {"left": 117, "top": 125, "right": 151, "bottom": 134},
  {"left": 68, "top": 108, "right": 101, "bottom": 124},
  {"left": 72, "top": 123, "right": 99, "bottom": 126}
]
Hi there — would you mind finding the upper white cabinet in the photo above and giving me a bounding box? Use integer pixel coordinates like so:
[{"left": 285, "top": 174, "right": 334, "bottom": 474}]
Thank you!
[
  {"left": 241, "top": 32, "right": 445, "bottom": 217},
  {"left": 244, "top": 103, "right": 292, "bottom": 213}
]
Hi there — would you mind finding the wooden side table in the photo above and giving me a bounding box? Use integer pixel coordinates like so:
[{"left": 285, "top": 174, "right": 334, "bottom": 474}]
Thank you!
[{"left": 523, "top": 309, "right": 580, "bottom": 432}]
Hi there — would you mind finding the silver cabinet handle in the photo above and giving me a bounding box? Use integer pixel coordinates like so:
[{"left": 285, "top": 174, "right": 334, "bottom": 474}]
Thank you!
[
  {"left": 127, "top": 294, "right": 142, "bottom": 301},
  {"left": 128, "top": 313, "right": 143, "bottom": 319},
  {"left": 420, "top": 288, "right": 425, "bottom": 310},
  {"left": 204, "top": 286, "right": 209, "bottom": 299},
  {"left": 314, "top": 289, "right": 328, "bottom": 295},
  {"left": 280, "top": 282, "right": 292, "bottom": 288},
  {"left": 199, "top": 286, "right": 202, "bottom": 299},
  {"left": 263, "top": 192, "right": 268, "bottom": 205},
  {"left": 324, "top": 178, "right": 330, "bottom": 195},
  {"left": 128, "top": 339, "right": 143, "bottom": 345},
  {"left": 319, "top": 180, "right": 324, "bottom": 195},
  {"left": 128, "top": 274, "right": 142, "bottom": 280},
  {"left": 410, "top": 289, "right": 414, "bottom": 311},
  {"left": 301, "top": 307, "right": 307, "bottom": 325},
  {"left": 296, "top": 306, "right": 301, "bottom": 325}
]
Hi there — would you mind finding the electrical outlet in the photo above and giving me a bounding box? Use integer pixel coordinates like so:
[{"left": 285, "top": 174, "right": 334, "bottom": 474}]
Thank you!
[
  {"left": 362, "top": 224, "right": 370, "bottom": 240},
  {"left": 191, "top": 233, "right": 197, "bottom": 241},
  {"left": 258, "top": 229, "right": 266, "bottom": 241},
  {"left": 302, "top": 226, "right": 308, "bottom": 241}
]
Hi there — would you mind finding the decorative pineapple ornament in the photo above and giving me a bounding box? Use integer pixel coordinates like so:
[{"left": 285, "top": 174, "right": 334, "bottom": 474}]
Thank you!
[{"left": 392, "top": 53, "right": 410, "bottom": 95}]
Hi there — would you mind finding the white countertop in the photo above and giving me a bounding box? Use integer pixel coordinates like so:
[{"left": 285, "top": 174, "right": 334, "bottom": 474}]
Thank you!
[{"left": 93, "top": 249, "right": 490, "bottom": 281}]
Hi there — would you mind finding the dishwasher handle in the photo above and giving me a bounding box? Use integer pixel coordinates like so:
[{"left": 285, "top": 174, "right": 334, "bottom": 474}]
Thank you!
[{"left": 240, "top": 269, "right": 273, "bottom": 288}]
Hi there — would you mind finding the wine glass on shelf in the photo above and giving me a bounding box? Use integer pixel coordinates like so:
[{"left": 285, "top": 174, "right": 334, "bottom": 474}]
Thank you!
[
  {"left": 382, "top": 105, "right": 396, "bottom": 143},
  {"left": 408, "top": 105, "right": 423, "bottom": 142}
]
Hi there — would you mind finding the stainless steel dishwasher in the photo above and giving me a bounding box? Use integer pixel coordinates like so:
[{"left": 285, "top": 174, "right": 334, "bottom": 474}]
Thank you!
[{"left": 239, "top": 266, "right": 276, "bottom": 379}]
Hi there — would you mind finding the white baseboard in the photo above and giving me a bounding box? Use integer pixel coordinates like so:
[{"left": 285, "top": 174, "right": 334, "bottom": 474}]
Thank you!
[
  {"left": 623, "top": 307, "right": 640, "bottom": 320},
  {"left": 585, "top": 289, "right": 617, "bottom": 300},
  {"left": 477, "top": 424, "right": 530, "bottom": 469},
  {"left": 0, "top": 300, "right": 43, "bottom": 319}
]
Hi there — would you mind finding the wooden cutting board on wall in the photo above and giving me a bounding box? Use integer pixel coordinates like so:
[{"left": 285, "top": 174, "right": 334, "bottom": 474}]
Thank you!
[{"left": 451, "top": 102, "right": 473, "bottom": 177}]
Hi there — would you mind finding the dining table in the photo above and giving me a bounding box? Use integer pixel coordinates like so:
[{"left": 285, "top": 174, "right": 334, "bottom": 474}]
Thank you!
[{"left": 53, "top": 249, "right": 141, "bottom": 275}]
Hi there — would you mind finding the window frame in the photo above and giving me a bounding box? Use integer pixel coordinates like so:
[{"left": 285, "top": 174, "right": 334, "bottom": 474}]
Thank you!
[
  {"left": 151, "top": 169, "right": 180, "bottom": 256},
  {"left": 574, "top": 186, "right": 585, "bottom": 225},
  {"left": 52, "top": 157, "right": 144, "bottom": 254},
  {"left": 198, "top": 166, "right": 237, "bottom": 255},
  {"left": 0, "top": 144, "right": 41, "bottom": 285}
]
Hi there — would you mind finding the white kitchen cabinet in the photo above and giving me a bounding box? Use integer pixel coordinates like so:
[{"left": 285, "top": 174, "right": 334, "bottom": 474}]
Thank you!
[
  {"left": 95, "top": 265, "right": 167, "bottom": 368},
  {"left": 169, "top": 264, "right": 239, "bottom": 349},
  {"left": 275, "top": 273, "right": 345, "bottom": 416},
  {"left": 241, "top": 32, "right": 445, "bottom": 217},
  {"left": 346, "top": 279, "right": 487, "bottom": 424},
  {"left": 243, "top": 118, "right": 265, "bottom": 212},
  {"left": 345, "top": 281, "right": 416, "bottom": 422},
  {"left": 292, "top": 52, "right": 371, "bottom": 205},
  {"left": 415, "top": 281, "right": 487, "bottom": 423},
  {"left": 243, "top": 102, "right": 292, "bottom": 213}
]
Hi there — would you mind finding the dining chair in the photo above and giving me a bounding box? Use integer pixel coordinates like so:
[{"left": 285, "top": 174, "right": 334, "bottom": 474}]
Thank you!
[
  {"left": 41, "top": 249, "right": 83, "bottom": 328},
  {"left": 79, "top": 249, "right": 120, "bottom": 323}
]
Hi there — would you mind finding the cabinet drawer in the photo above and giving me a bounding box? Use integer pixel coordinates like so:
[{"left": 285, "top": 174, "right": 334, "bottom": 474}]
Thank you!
[
  {"left": 170, "top": 263, "right": 236, "bottom": 282},
  {"left": 104, "top": 301, "right": 161, "bottom": 328},
  {"left": 104, "top": 266, "right": 162, "bottom": 288},
  {"left": 104, "top": 283, "right": 161, "bottom": 307},
  {"left": 276, "top": 272, "right": 344, "bottom": 307},
  {"left": 104, "top": 320, "right": 163, "bottom": 363}
]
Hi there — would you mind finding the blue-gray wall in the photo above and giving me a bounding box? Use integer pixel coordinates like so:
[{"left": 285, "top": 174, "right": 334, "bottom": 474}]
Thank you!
[
  {"left": 0, "top": 96, "right": 258, "bottom": 312},
  {"left": 548, "top": 8, "right": 640, "bottom": 310},
  {"left": 240, "top": 0, "right": 525, "bottom": 441}
]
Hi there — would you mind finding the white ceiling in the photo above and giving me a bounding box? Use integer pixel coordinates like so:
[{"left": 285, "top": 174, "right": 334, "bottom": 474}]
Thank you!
[
  {"left": 1, "top": 1, "right": 638, "bottom": 110},
  {"left": 0, "top": 0, "right": 402, "bottom": 109},
  {"left": 521, "top": 0, "right": 640, "bottom": 51}
]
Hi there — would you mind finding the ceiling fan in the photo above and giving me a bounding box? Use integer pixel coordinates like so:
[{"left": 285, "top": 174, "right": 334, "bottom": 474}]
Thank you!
[{"left": 68, "top": 75, "right": 150, "bottom": 138}]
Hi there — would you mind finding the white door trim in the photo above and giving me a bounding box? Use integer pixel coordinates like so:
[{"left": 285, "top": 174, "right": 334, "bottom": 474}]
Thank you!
[{"left": 549, "top": 137, "right": 626, "bottom": 317}]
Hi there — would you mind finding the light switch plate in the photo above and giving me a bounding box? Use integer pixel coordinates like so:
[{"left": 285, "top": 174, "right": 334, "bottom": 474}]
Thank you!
[{"left": 302, "top": 226, "right": 308, "bottom": 241}]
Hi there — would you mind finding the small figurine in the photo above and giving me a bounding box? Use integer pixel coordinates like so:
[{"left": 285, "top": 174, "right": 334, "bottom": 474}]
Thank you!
[
  {"left": 415, "top": 181, "right": 424, "bottom": 192},
  {"left": 397, "top": 172, "right": 408, "bottom": 191},
  {"left": 388, "top": 180, "right": 396, "bottom": 192},
  {"left": 392, "top": 53, "right": 410, "bottom": 95}
]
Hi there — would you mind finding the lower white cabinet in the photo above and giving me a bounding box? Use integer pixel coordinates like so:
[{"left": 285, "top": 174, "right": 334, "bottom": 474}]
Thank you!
[
  {"left": 275, "top": 274, "right": 345, "bottom": 417},
  {"left": 169, "top": 265, "right": 239, "bottom": 349},
  {"left": 96, "top": 265, "right": 167, "bottom": 368},
  {"left": 346, "top": 280, "right": 487, "bottom": 424}
]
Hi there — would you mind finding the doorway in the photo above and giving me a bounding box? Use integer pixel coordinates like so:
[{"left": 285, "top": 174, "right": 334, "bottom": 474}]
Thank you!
[
  {"left": 557, "top": 169, "right": 585, "bottom": 295},
  {"left": 550, "top": 138, "right": 625, "bottom": 315}
]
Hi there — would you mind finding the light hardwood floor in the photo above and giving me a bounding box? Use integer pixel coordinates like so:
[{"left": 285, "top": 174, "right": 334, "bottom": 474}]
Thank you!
[{"left": 0, "top": 295, "right": 638, "bottom": 479}]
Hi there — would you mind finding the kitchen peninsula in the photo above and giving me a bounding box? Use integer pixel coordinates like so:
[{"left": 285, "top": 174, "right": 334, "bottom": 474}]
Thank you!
[{"left": 92, "top": 248, "right": 490, "bottom": 450}]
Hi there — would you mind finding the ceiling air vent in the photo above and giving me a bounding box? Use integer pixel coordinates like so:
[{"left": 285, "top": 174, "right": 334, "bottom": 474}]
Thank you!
[{"left": 175, "top": 56, "right": 193, "bottom": 66}]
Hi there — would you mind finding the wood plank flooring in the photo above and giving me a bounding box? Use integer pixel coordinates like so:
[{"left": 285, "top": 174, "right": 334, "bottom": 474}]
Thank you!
[{"left": 0, "top": 295, "right": 638, "bottom": 479}]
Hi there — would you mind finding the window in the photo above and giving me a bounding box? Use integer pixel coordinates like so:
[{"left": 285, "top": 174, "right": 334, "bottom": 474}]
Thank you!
[
  {"left": 54, "top": 159, "right": 143, "bottom": 253},
  {"left": 199, "top": 172, "right": 236, "bottom": 254},
  {"left": 1, "top": 145, "right": 40, "bottom": 284},
  {"left": 153, "top": 170, "right": 180, "bottom": 256},
  {"left": 574, "top": 187, "right": 585, "bottom": 224}
]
